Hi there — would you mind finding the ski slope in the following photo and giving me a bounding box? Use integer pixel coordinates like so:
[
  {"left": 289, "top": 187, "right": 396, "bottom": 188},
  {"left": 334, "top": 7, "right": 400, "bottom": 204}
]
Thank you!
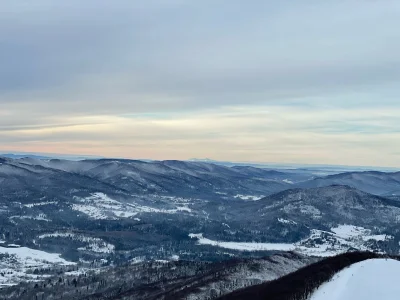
[{"left": 310, "top": 259, "right": 400, "bottom": 300}]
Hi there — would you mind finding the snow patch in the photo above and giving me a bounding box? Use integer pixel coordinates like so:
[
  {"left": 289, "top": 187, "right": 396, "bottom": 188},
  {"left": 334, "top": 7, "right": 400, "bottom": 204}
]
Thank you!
[
  {"left": 331, "top": 225, "right": 369, "bottom": 239},
  {"left": 72, "top": 204, "right": 109, "bottom": 219},
  {"left": 38, "top": 232, "right": 115, "bottom": 253},
  {"left": 297, "top": 226, "right": 393, "bottom": 257},
  {"left": 72, "top": 193, "right": 193, "bottom": 220},
  {"left": 175, "top": 206, "right": 192, "bottom": 212},
  {"left": 189, "top": 234, "right": 295, "bottom": 252},
  {"left": 190, "top": 224, "right": 393, "bottom": 256},
  {"left": 282, "top": 179, "right": 294, "bottom": 184},
  {"left": 170, "top": 255, "right": 180, "bottom": 261},
  {"left": 278, "top": 218, "right": 297, "bottom": 225},
  {"left": 24, "top": 201, "right": 57, "bottom": 208},
  {"left": 0, "top": 245, "right": 75, "bottom": 287},
  {"left": 332, "top": 225, "right": 393, "bottom": 242},
  {"left": 234, "top": 194, "right": 263, "bottom": 201},
  {"left": 10, "top": 214, "right": 50, "bottom": 222},
  {"left": 310, "top": 259, "right": 400, "bottom": 300}
]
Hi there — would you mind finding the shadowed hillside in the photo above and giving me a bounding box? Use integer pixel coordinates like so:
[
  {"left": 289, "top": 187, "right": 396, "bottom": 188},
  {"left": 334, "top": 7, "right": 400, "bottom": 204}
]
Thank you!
[{"left": 218, "top": 252, "right": 398, "bottom": 300}]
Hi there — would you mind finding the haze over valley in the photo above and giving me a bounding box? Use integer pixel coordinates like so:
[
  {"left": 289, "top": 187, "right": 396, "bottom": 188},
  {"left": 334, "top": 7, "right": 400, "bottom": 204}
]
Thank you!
[{"left": 1, "top": 0, "right": 400, "bottom": 299}]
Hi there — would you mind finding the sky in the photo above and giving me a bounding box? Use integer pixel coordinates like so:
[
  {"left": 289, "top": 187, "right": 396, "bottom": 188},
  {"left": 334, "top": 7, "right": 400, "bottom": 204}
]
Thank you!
[{"left": 1, "top": 0, "right": 400, "bottom": 167}]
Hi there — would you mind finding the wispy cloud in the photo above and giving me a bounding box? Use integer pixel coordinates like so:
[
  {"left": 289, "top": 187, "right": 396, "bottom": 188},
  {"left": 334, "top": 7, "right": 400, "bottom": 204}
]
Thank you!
[{"left": 0, "top": 0, "right": 399, "bottom": 166}]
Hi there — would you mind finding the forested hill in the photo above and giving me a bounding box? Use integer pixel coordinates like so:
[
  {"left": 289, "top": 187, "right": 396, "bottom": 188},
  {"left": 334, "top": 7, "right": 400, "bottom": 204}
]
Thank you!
[{"left": 218, "top": 252, "right": 399, "bottom": 300}]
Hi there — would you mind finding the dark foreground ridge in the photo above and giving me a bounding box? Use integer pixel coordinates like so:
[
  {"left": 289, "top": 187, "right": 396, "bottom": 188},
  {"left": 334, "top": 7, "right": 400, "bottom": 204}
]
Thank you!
[
  {"left": 0, "top": 252, "right": 316, "bottom": 300},
  {"left": 218, "top": 252, "right": 398, "bottom": 300}
]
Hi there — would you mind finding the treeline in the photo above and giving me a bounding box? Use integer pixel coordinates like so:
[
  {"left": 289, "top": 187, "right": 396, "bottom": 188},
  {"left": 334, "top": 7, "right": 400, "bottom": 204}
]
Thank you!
[
  {"left": 218, "top": 251, "right": 398, "bottom": 300},
  {"left": 0, "top": 252, "right": 313, "bottom": 300}
]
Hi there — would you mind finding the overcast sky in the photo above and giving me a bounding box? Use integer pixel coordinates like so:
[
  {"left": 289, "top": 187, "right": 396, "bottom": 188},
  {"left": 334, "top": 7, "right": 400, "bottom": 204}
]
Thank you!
[{"left": 1, "top": 0, "right": 400, "bottom": 167}]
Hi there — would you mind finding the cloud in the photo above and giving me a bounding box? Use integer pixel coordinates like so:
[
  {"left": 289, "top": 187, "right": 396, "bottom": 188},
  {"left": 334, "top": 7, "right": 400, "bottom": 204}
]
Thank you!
[{"left": 0, "top": 0, "right": 399, "bottom": 166}]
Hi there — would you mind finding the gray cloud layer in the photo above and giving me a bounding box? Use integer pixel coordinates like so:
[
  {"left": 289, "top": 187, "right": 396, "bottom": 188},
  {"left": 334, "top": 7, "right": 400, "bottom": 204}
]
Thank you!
[{"left": 1, "top": 0, "right": 400, "bottom": 165}]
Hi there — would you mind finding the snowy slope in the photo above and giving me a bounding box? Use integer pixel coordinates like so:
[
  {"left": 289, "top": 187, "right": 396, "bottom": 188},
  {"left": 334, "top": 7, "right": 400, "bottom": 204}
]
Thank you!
[
  {"left": 310, "top": 259, "right": 400, "bottom": 300},
  {"left": 0, "top": 246, "right": 75, "bottom": 287},
  {"left": 189, "top": 233, "right": 295, "bottom": 252},
  {"left": 188, "top": 225, "right": 393, "bottom": 256},
  {"left": 301, "top": 171, "right": 400, "bottom": 196}
]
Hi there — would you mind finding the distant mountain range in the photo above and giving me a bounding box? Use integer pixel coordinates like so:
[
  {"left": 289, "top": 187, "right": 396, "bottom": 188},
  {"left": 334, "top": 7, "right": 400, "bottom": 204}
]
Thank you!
[
  {"left": 299, "top": 170, "right": 400, "bottom": 196},
  {"left": 189, "top": 157, "right": 400, "bottom": 173},
  {"left": 0, "top": 156, "right": 400, "bottom": 298},
  {"left": 0, "top": 152, "right": 103, "bottom": 160}
]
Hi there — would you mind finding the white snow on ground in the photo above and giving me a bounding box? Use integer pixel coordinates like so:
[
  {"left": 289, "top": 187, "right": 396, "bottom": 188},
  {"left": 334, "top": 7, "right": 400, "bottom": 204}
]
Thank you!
[
  {"left": 297, "top": 227, "right": 393, "bottom": 257},
  {"left": 24, "top": 201, "right": 57, "bottom": 208},
  {"left": 72, "top": 193, "right": 193, "bottom": 220},
  {"left": 10, "top": 214, "right": 50, "bottom": 222},
  {"left": 282, "top": 179, "right": 294, "bottom": 184},
  {"left": 297, "top": 225, "right": 394, "bottom": 257},
  {"left": 310, "top": 259, "right": 400, "bottom": 300},
  {"left": 331, "top": 224, "right": 393, "bottom": 242},
  {"left": 64, "top": 269, "right": 89, "bottom": 276},
  {"left": 38, "top": 232, "right": 78, "bottom": 239},
  {"left": 222, "top": 223, "right": 231, "bottom": 228},
  {"left": 234, "top": 194, "right": 263, "bottom": 201},
  {"left": 282, "top": 203, "right": 322, "bottom": 219},
  {"left": 215, "top": 191, "right": 227, "bottom": 195},
  {"left": 175, "top": 206, "right": 192, "bottom": 212},
  {"left": 189, "top": 234, "right": 295, "bottom": 252},
  {"left": 295, "top": 231, "right": 350, "bottom": 257},
  {"left": 278, "top": 218, "right": 297, "bottom": 225},
  {"left": 38, "top": 232, "right": 115, "bottom": 253},
  {"left": 0, "top": 246, "right": 75, "bottom": 287},
  {"left": 72, "top": 203, "right": 108, "bottom": 219},
  {"left": 362, "top": 234, "right": 388, "bottom": 241},
  {"left": 331, "top": 225, "right": 370, "bottom": 238},
  {"left": 189, "top": 224, "right": 393, "bottom": 255},
  {"left": 130, "top": 257, "right": 145, "bottom": 265},
  {"left": 77, "top": 242, "right": 114, "bottom": 254},
  {"left": 186, "top": 253, "right": 313, "bottom": 300},
  {"left": 113, "top": 210, "right": 137, "bottom": 218}
]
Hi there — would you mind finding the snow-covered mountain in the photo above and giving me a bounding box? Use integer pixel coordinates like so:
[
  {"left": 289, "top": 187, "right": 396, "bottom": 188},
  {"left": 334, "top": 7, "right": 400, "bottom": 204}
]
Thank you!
[
  {"left": 2, "top": 157, "right": 298, "bottom": 198},
  {"left": 1, "top": 156, "right": 400, "bottom": 297},
  {"left": 300, "top": 171, "right": 400, "bottom": 196},
  {"left": 310, "top": 258, "right": 400, "bottom": 300},
  {"left": 218, "top": 252, "right": 400, "bottom": 300},
  {"left": 188, "top": 185, "right": 400, "bottom": 256},
  {"left": 0, "top": 252, "right": 317, "bottom": 300}
]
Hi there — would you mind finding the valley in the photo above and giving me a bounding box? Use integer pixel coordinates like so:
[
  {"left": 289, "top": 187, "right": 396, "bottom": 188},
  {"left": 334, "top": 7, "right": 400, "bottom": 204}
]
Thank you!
[{"left": 0, "top": 157, "right": 399, "bottom": 298}]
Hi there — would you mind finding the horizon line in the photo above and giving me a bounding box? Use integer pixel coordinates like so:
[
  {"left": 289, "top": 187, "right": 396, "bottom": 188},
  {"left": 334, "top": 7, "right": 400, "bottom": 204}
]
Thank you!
[{"left": 0, "top": 150, "right": 398, "bottom": 171}]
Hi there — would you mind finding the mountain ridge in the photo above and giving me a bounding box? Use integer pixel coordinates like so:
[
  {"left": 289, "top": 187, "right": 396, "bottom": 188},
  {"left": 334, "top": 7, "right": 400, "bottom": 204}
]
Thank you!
[{"left": 1, "top": 157, "right": 400, "bottom": 295}]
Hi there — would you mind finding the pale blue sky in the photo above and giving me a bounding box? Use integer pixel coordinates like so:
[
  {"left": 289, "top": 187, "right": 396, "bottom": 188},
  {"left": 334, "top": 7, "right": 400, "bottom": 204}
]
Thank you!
[{"left": 0, "top": 1, "right": 399, "bottom": 166}]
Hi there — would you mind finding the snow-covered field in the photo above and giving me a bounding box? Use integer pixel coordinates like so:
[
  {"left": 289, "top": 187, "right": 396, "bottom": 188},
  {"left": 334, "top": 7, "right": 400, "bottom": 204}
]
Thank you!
[
  {"left": 234, "top": 194, "right": 263, "bottom": 201},
  {"left": 37, "top": 232, "right": 115, "bottom": 253},
  {"left": 282, "top": 179, "right": 294, "bottom": 184},
  {"left": 9, "top": 214, "right": 50, "bottom": 223},
  {"left": 295, "top": 226, "right": 392, "bottom": 257},
  {"left": 0, "top": 246, "right": 73, "bottom": 266},
  {"left": 310, "top": 259, "right": 400, "bottom": 300},
  {"left": 0, "top": 245, "right": 75, "bottom": 287},
  {"left": 189, "top": 224, "right": 392, "bottom": 256},
  {"left": 331, "top": 224, "right": 390, "bottom": 241},
  {"left": 24, "top": 201, "right": 58, "bottom": 208},
  {"left": 278, "top": 218, "right": 297, "bottom": 225},
  {"left": 72, "top": 193, "right": 193, "bottom": 220},
  {"left": 189, "top": 234, "right": 295, "bottom": 251}
]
